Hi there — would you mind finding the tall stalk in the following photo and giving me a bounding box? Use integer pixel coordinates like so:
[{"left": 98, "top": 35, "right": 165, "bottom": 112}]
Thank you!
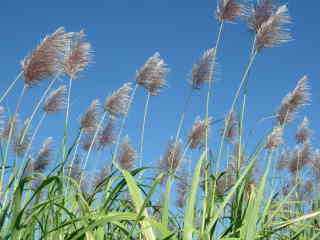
[
  {"left": 0, "top": 72, "right": 23, "bottom": 104},
  {"left": 139, "top": 92, "right": 151, "bottom": 170},
  {"left": 201, "top": 20, "right": 224, "bottom": 234},
  {"left": 112, "top": 84, "right": 138, "bottom": 165}
]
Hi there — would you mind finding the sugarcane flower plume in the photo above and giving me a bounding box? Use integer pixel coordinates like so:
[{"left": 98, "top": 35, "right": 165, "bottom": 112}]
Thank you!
[
  {"left": 80, "top": 99, "right": 101, "bottom": 133},
  {"left": 43, "top": 85, "right": 67, "bottom": 114},
  {"left": 104, "top": 82, "right": 132, "bottom": 118},
  {"left": 98, "top": 119, "right": 116, "bottom": 149},
  {"left": 277, "top": 76, "right": 310, "bottom": 125},
  {"left": 255, "top": 4, "right": 292, "bottom": 51},
  {"left": 117, "top": 136, "right": 136, "bottom": 170},
  {"left": 21, "top": 27, "right": 73, "bottom": 86},
  {"left": 136, "top": 52, "right": 169, "bottom": 96},
  {"left": 295, "top": 117, "right": 312, "bottom": 144},
  {"left": 248, "top": 0, "right": 275, "bottom": 32},
  {"left": 216, "top": 0, "right": 247, "bottom": 22},
  {"left": 288, "top": 142, "right": 312, "bottom": 174},
  {"left": 265, "top": 126, "right": 283, "bottom": 150},
  {"left": 191, "top": 48, "right": 215, "bottom": 89},
  {"left": 188, "top": 116, "right": 212, "bottom": 149},
  {"left": 63, "top": 30, "right": 92, "bottom": 79},
  {"left": 160, "top": 139, "right": 183, "bottom": 173},
  {"left": 31, "top": 137, "right": 53, "bottom": 173}
]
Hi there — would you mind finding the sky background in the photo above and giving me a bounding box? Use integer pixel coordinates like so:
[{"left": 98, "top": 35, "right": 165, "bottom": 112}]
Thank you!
[{"left": 0, "top": 0, "right": 319, "bottom": 174}]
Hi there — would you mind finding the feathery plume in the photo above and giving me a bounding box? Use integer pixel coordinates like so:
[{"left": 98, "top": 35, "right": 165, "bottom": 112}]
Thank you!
[
  {"left": 117, "top": 136, "right": 136, "bottom": 170},
  {"left": 104, "top": 83, "right": 132, "bottom": 118},
  {"left": 277, "top": 76, "right": 310, "bottom": 125},
  {"left": 255, "top": 4, "right": 292, "bottom": 51},
  {"left": 265, "top": 126, "right": 283, "bottom": 150},
  {"left": 216, "top": 170, "right": 236, "bottom": 195},
  {"left": 80, "top": 99, "right": 101, "bottom": 133},
  {"left": 43, "top": 85, "right": 67, "bottom": 114},
  {"left": 216, "top": 0, "right": 247, "bottom": 22},
  {"left": 98, "top": 120, "right": 116, "bottom": 149},
  {"left": 248, "top": 0, "right": 275, "bottom": 32},
  {"left": 136, "top": 52, "right": 169, "bottom": 96},
  {"left": 13, "top": 119, "right": 30, "bottom": 157},
  {"left": 31, "top": 137, "right": 53, "bottom": 173},
  {"left": 21, "top": 27, "right": 72, "bottom": 86},
  {"left": 191, "top": 48, "right": 215, "bottom": 89},
  {"left": 295, "top": 117, "right": 311, "bottom": 144},
  {"left": 63, "top": 30, "right": 92, "bottom": 79},
  {"left": 160, "top": 139, "right": 183, "bottom": 172},
  {"left": 288, "top": 142, "right": 312, "bottom": 174},
  {"left": 188, "top": 116, "right": 212, "bottom": 149},
  {"left": 223, "top": 111, "right": 238, "bottom": 142}
]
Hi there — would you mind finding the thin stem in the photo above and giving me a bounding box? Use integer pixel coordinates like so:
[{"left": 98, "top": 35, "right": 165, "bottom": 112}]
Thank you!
[
  {"left": 82, "top": 112, "right": 107, "bottom": 172},
  {"left": 0, "top": 72, "right": 23, "bottom": 104},
  {"left": 14, "top": 85, "right": 27, "bottom": 115},
  {"left": 216, "top": 50, "right": 257, "bottom": 173},
  {"left": 68, "top": 129, "right": 83, "bottom": 178},
  {"left": 175, "top": 88, "right": 193, "bottom": 143},
  {"left": 112, "top": 84, "right": 138, "bottom": 165},
  {"left": 139, "top": 92, "right": 151, "bottom": 171},
  {"left": 62, "top": 78, "right": 73, "bottom": 164},
  {"left": 202, "top": 20, "right": 224, "bottom": 235},
  {"left": 20, "top": 74, "right": 59, "bottom": 145}
]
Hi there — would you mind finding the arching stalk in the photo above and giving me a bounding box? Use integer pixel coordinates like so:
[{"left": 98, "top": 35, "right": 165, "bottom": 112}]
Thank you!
[
  {"left": 139, "top": 92, "right": 151, "bottom": 171},
  {"left": 0, "top": 72, "right": 23, "bottom": 104}
]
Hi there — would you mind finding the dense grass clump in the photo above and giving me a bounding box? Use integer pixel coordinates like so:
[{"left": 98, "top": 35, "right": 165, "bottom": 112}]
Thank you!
[{"left": 1, "top": 1, "right": 320, "bottom": 239}]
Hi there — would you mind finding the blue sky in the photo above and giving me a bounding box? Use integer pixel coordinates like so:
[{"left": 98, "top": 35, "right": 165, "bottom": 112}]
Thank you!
[{"left": 0, "top": 0, "right": 319, "bottom": 172}]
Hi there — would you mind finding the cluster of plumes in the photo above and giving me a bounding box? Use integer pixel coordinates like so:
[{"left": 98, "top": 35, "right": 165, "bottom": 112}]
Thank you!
[
  {"left": 12, "top": 119, "right": 30, "bottom": 157},
  {"left": 265, "top": 126, "right": 283, "bottom": 150},
  {"left": 160, "top": 139, "right": 183, "bottom": 173},
  {"left": 190, "top": 48, "right": 215, "bottom": 89},
  {"left": 188, "top": 116, "right": 212, "bottom": 149},
  {"left": 223, "top": 111, "right": 238, "bottom": 142},
  {"left": 104, "top": 82, "right": 133, "bottom": 118},
  {"left": 63, "top": 30, "right": 92, "bottom": 79},
  {"left": 28, "top": 137, "right": 53, "bottom": 174},
  {"left": 21, "top": 27, "right": 73, "bottom": 86},
  {"left": 277, "top": 76, "right": 310, "bottom": 125},
  {"left": 277, "top": 118, "right": 313, "bottom": 174},
  {"left": 117, "top": 136, "right": 136, "bottom": 170},
  {"left": 176, "top": 169, "right": 189, "bottom": 208},
  {"left": 136, "top": 52, "right": 169, "bottom": 96},
  {"left": 80, "top": 99, "right": 101, "bottom": 133},
  {"left": 249, "top": 1, "right": 292, "bottom": 51},
  {"left": 216, "top": 0, "right": 247, "bottom": 22},
  {"left": 43, "top": 85, "right": 67, "bottom": 114}
]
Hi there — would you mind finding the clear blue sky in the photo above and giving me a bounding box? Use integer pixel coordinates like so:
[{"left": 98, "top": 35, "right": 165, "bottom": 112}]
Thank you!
[{"left": 0, "top": 0, "right": 319, "bottom": 172}]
